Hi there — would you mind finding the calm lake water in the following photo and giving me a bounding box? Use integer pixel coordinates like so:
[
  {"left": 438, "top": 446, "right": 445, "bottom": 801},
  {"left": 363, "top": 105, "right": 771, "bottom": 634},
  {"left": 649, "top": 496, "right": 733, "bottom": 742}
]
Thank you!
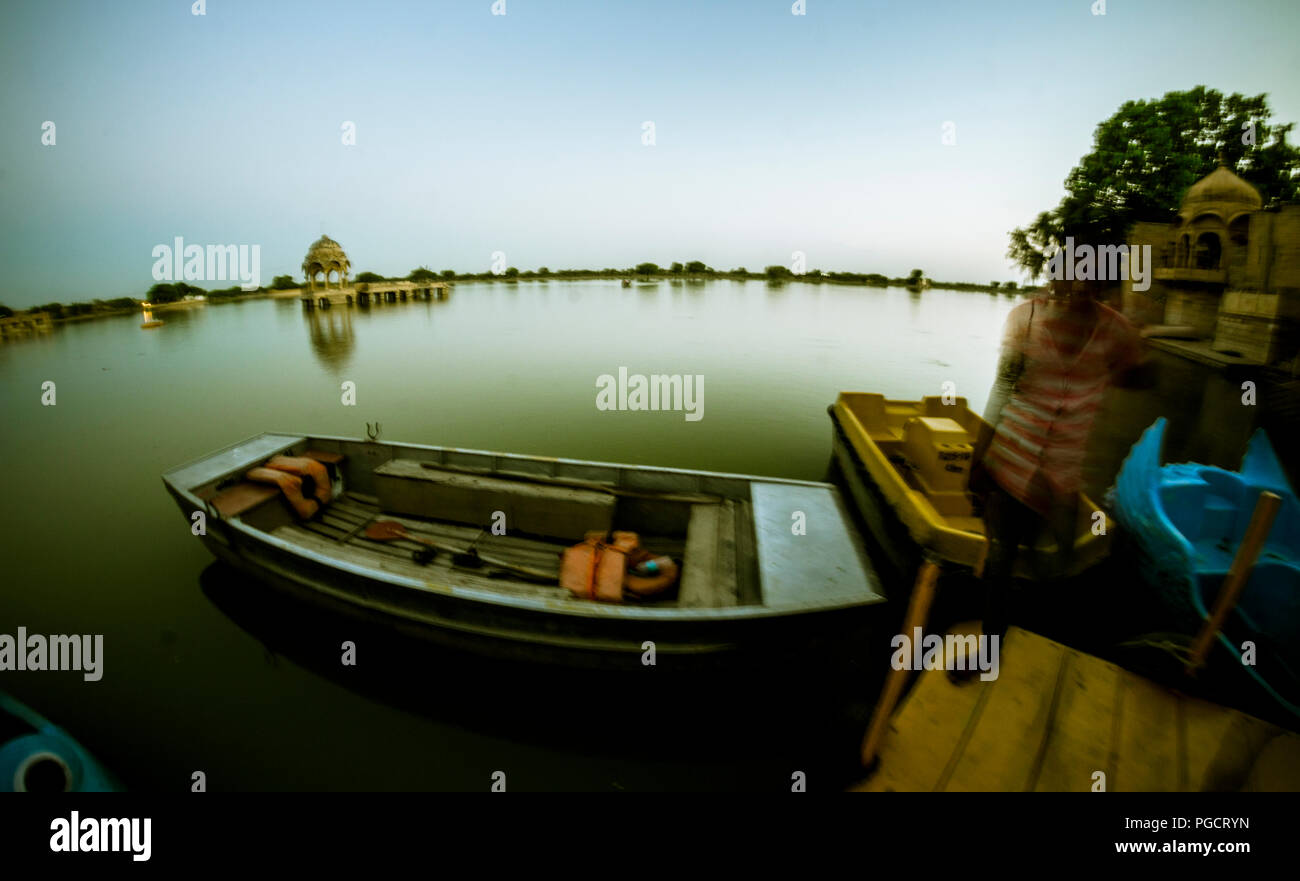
[{"left": 0, "top": 279, "right": 1274, "bottom": 790}]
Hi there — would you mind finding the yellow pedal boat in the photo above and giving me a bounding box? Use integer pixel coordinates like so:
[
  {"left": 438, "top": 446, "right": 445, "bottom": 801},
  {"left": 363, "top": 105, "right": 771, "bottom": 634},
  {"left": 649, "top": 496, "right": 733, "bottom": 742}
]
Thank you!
[{"left": 828, "top": 392, "right": 1112, "bottom": 579}]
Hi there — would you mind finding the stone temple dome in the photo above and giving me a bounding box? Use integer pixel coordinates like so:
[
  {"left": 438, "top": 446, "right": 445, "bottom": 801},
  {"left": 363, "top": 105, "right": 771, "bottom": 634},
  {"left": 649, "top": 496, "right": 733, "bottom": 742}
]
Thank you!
[
  {"left": 302, "top": 235, "right": 350, "bottom": 290},
  {"left": 1179, "top": 160, "right": 1263, "bottom": 223}
]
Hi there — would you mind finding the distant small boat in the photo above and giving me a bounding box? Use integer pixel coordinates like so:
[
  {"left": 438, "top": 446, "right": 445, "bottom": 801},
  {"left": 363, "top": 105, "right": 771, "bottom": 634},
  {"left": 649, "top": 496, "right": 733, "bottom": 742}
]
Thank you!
[
  {"left": 621, "top": 279, "right": 632, "bottom": 288},
  {"left": 0, "top": 692, "right": 121, "bottom": 791},
  {"left": 828, "top": 392, "right": 1112, "bottom": 579},
  {"left": 141, "top": 320, "right": 164, "bottom": 329},
  {"left": 163, "top": 433, "right": 885, "bottom": 665},
  {"left": 1110, "top": 418, "right": 1300, "bottom": 716}
]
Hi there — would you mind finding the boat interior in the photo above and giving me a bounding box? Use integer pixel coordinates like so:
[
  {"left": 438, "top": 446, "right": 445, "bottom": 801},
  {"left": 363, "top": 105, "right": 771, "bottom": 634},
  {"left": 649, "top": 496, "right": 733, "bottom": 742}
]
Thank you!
[
  {"left": 837, "top": 392, "right": 990, "bottom": 533},
  {"left": 1159, "top": 462, "right": 1300, "bottom": 626},
  {"left": 834, "top": 392, "right": 1105, "bottom": 544},
  {"left": 169, "top": 433, "right": 883, "bottom": 613}
]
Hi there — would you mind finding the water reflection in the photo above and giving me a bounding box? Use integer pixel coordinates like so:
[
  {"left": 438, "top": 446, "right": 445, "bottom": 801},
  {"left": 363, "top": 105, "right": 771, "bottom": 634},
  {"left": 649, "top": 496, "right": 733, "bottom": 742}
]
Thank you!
[
  {"left": 300, "top": 288, "right": 453, "bottom": 372},
  {"left": 197, "top": 561, "right": 865, "bottom": 776},
  {"left": 303, "top": 307, "right": 355, "bottom": 373}
]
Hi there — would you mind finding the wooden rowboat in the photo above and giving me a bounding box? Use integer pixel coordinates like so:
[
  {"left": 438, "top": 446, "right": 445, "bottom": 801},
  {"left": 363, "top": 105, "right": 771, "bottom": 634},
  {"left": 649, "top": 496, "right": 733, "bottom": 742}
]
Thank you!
[
  {"left": 163, "top": 433, "right": 885, "bottom": 666},
  {"left": 828, "top": 392, "right": 1112, "bottom": 580}
]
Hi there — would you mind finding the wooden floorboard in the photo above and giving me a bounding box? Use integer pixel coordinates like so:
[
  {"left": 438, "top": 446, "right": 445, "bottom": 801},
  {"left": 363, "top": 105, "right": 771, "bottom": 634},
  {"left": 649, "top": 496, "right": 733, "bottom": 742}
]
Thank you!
[
  {"left": 270, "top": 493, "right": 703, "bottom": 607},
  {"left": 274, "top": 523, "right": 568, "bottom": 601},
  {"left": 1033, "top": 650, "right": 1121, "bottom": 791},
  {"left": 1113, "top": 674, "right": 1179, "bottom": 791},
  {"left": 854, "top": 627, "right": 1294, "bottom": 792},
  {"left": 942, "top": 630, "right": 1066, "bottom": 791}
]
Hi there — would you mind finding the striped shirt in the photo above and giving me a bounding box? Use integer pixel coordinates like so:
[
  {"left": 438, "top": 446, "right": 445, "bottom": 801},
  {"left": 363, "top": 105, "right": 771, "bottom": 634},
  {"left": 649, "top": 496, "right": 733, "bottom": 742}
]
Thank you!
[{"left": 984, "top": 297, "right": 1142, "bottom": 515}]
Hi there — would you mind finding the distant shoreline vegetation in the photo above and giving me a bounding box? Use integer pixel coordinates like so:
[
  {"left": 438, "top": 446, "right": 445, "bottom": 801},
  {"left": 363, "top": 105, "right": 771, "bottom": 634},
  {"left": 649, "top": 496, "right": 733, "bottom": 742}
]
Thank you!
[
  {"left": 0, "top": 265, "right": 1032, "bottom": 326},
  {"left": 369, "top": 263, "right": 1030, "bottom": 293}
]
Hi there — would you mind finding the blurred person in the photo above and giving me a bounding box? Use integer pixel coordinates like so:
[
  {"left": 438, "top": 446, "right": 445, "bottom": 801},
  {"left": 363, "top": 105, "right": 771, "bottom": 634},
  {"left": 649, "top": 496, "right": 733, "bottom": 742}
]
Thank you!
[{"left": 971, "top": 274, "right": 1153, "bottom": 643}]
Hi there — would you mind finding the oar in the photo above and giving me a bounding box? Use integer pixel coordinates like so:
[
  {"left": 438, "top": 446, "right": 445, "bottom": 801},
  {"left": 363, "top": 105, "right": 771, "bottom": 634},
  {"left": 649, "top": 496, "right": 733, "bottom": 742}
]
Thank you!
[
  {"left": 1185, "top": 491, "right": 1282, "bottom": 676},
  {"left": 363, "top": 520, "right": 556, "bottom": 582},
  {"left": 860, "top": 558, "right": 942, "bottom": 773}
]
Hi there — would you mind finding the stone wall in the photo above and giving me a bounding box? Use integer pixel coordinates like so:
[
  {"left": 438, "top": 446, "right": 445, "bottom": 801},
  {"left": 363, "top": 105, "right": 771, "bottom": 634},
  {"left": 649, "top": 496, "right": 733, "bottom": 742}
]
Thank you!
[
  {"left": 1213, "top": 289, "right": 1300, "bottom": 364},
  {"left": 1164, "top": 289, "right": 1219, "bottom": 338},
  {"left": 1124, "top": 222, "right": 1171, "bottom": 325}
]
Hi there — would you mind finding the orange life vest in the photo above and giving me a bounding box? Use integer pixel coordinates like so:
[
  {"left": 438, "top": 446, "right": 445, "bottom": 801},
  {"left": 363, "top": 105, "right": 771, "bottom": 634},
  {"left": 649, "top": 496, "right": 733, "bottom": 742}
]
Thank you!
[
  {"left": 246, "top": 467, "right": 319, "bottom": 520},
  {"left": 560, "top": 531, "right": 680, "bottom": 602},
  {"left": 265, "top": 455, "right": 332, "bottom": 505}
]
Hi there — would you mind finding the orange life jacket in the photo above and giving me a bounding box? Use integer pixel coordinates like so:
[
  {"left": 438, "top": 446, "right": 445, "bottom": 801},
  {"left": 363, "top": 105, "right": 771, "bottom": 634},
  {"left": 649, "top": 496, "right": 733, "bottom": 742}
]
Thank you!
[
  {"left": 246, "top": 467, "right": 319, "bottom": 520},
  {"left": 560, "top": 532, "right": 680, "bottom": 602},
  {"left": 561, "top": 531, "right": 637, "bottom": 602},
  {"left": 265, "top": 455, "right": 332, "bottom": 505}
]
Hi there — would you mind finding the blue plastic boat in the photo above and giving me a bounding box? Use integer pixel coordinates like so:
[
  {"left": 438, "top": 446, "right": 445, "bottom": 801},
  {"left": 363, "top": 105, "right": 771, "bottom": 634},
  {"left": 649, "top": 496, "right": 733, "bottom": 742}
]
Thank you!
[
  {"left": 0, "top": 692, "right": 122, "bottom": 791},
  {"left": 1110, "top": 418, "right": 1300, "bottom": 717}
]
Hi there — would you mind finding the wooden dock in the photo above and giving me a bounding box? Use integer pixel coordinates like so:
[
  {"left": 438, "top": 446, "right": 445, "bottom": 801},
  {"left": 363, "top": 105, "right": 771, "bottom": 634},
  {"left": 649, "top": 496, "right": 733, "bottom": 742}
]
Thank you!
[
  {"left": 854, "top": 626, "right": 1300, "bottom": 791},
  {"left": 301, "top": 283, "right": 449, "bottom": 309}
]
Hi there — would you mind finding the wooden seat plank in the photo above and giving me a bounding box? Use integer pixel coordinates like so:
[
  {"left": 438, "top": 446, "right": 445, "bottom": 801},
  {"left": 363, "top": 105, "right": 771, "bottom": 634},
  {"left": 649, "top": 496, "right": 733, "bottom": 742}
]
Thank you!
[
  {"left": 679, "top": 505, "right": 720, "bottom": 608},
  {"left": 210, "top": 482, "right": 280, "bottom": 518}
]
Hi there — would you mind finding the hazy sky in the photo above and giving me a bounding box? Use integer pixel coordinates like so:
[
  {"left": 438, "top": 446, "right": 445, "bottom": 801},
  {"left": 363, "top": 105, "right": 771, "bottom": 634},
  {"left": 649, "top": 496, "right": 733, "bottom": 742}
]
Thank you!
[{"left": 2, "top": 0, "right": 1298, "bottom": 306}]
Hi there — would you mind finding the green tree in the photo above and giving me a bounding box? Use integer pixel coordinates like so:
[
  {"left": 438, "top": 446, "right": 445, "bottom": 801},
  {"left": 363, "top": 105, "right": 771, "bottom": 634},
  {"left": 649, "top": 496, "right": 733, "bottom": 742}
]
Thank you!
[
  {"left": 669, "top": 262, "right": 684, "bottom": 274},
  {"left": 441, "top": 270, "right": 456, "bottom": 279},
  {"left": 1009, "top": 87, "right": 1300, "bottom": 279},
  {"left": 685, "top": 260, "right": 707, "bottom": 274},
  {"left": 504, "top": 266, "right": 520, "bottom": 278},
  {"left": 989, "top": 281, "right": 1000, "bottom": 289},
  {"left": 269, "top": 274, "right": 297, "bottom": 290},
  {"left": 408, "top": 267, "right": 437, "bottom": 282},
  {"left": 146, "top": 283, "right": 181, "bottom": 303},
  {"left": 765, "top": 265, "right": 792, "bottom": 279},
  {"left": 635, "top": 262, "right": 659, "bottom": 275},
  {"left": 0, "top": 304, "right": 13, "bottom": 318},
  {"left": 355, "top": 271, "right": 384, "bottom": 283},
  {"left": 907, "top": 269, "right": 924, "bottom": 283},
  {"left": 537, "top": 267, "right": 550, "bottom": 276}
]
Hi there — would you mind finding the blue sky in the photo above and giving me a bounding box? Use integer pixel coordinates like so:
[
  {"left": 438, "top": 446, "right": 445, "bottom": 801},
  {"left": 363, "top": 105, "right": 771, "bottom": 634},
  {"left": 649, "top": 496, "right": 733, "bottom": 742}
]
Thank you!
[{"left": 2, "top": 0, "right": 1298, "bottom": 305}]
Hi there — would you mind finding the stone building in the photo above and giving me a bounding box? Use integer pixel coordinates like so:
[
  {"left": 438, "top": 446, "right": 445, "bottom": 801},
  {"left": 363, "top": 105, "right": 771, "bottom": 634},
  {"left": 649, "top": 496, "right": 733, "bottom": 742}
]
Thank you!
[
  {"left": 302, "top": 235, "right": 351, "bottom": 291},
  {"left": 1124, "top": 160, "right": 1300, "bottom": 365}
]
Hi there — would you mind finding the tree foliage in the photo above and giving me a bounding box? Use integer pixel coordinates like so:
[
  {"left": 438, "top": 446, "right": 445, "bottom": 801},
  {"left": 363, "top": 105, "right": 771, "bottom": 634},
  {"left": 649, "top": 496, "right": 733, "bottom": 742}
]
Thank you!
[
  {"left": 1008, "top": 87, "right": 1300, "bottom": 278},
  {"left": 146, "top": 282, "right": 205, "bottom": 303}
]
